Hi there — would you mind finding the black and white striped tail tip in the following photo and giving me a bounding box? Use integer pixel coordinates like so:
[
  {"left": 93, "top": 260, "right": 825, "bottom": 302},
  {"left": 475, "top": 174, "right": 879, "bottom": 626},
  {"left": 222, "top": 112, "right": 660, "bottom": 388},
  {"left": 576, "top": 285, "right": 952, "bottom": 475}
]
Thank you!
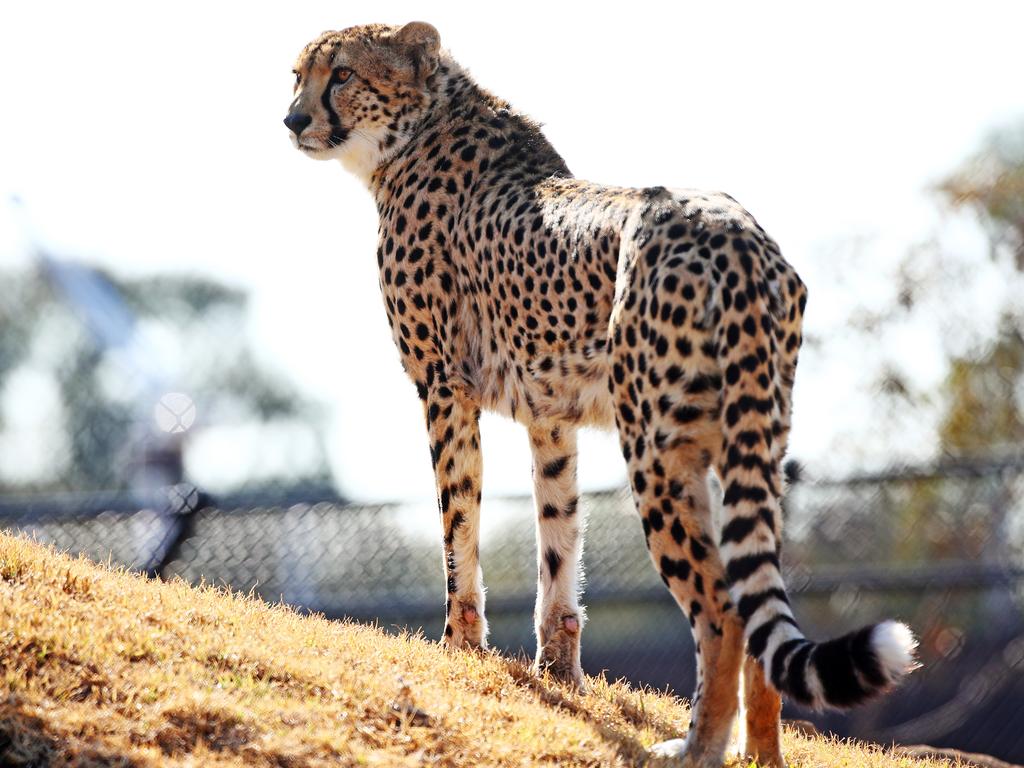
[{"left": 773, "top": 620, "right": 919, "bottom": 710}]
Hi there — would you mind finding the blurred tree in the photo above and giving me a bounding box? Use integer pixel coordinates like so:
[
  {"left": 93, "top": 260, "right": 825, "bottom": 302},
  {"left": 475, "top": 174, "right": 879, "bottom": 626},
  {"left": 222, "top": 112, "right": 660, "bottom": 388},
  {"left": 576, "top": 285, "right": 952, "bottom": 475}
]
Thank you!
[
  {"left": 0, "top": 264, "right": 335, "bottom": 496},
  {"left": 934, "top": 123, "right": 1024, "bottom": 456},
  {"left": 789, "top": 121, "right": 1024, "bottom": 586},
  {"left": 937, "top": 126, "right": 1024, "bottom": 270},
  {"left": 939, "top": 317, "right": 1024, "bottom": 455},
  {"left": 855, "top": 122, "right": 1024, "bottom": 459}
]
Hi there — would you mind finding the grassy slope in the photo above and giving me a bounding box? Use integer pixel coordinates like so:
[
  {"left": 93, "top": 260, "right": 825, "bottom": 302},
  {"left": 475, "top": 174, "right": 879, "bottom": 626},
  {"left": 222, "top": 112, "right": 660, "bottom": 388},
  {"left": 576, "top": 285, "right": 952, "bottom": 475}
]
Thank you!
[{"left": 0, "top": 533, "right": 952, "bottom": 768}]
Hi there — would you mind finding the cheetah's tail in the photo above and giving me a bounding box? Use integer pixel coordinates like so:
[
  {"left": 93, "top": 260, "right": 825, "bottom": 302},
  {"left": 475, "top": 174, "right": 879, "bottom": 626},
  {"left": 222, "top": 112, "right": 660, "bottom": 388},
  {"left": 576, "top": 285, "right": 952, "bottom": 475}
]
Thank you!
[
  {"left": 721, "top": 441, "right": 918, "bottom": 708},
  {"left": 715, "top": 284, "right": 918, "bottom": 709},
  {"left": 754, "top": 617, "right": 917, "bottom": 709}
]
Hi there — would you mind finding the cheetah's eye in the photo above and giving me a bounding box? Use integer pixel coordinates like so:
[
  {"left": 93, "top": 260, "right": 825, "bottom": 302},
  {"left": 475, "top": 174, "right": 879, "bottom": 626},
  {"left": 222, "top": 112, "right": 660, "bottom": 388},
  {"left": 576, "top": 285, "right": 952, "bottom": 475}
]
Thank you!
[
  {"left": 293, "top": 71, "right": 301, "bottom": 87},
  {"left": 333, "top": 67, "right": 353, "bottom": 84}
]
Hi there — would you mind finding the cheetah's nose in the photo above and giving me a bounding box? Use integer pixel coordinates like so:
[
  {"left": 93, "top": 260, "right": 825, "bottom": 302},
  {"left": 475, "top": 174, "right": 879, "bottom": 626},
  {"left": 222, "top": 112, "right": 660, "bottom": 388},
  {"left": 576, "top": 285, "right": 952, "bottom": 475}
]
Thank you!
[{"left": 283, "top": 112, "right": 312, "bottom": 137}]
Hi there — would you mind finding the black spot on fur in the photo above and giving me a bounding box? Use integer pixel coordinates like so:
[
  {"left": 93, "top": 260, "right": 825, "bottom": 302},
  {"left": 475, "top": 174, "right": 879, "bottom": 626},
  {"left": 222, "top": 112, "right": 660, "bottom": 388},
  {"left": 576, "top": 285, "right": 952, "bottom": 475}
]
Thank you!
[
  {"left": 545, "top": 548, "right": 563, "bottom": 579},
  {"left": 543, "top": 456, "right": 569, "bottom": 479}
]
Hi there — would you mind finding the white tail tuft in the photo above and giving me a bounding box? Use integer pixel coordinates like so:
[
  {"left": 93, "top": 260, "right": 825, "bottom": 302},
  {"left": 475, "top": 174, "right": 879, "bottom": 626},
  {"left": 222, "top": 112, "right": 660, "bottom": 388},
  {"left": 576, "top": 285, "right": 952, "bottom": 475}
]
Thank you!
[{"left": 872, "top": 620, "right": 919, "bottom": 683}]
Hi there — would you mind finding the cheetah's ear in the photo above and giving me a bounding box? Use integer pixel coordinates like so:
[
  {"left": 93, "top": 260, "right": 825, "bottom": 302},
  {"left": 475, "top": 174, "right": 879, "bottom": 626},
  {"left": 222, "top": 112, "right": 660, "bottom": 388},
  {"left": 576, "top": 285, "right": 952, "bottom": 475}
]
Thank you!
[{"left": 394, "top": 21, "right": 440, "bottom": 81}]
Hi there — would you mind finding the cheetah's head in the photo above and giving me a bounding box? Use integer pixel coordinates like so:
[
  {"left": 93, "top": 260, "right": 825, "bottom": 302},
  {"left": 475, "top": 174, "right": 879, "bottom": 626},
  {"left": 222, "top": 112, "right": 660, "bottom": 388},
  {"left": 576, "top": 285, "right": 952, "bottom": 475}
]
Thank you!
[{"left": 284, "top": 22, "right": 441, "bottom": 184}]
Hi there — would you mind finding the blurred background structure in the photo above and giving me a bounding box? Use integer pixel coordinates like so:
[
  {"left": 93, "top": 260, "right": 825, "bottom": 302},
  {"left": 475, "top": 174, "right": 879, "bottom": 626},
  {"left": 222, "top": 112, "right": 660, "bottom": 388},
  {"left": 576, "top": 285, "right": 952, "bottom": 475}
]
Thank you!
[{"left": 2, "top": 2, "right": 1024, "bottom": 763}]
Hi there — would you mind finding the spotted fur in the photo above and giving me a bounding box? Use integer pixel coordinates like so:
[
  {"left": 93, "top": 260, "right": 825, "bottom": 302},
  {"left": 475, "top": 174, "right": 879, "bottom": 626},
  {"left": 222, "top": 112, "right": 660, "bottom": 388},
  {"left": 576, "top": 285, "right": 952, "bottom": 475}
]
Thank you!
[{"left": 286, "top": 22, "right": 917, "bottom": 767}]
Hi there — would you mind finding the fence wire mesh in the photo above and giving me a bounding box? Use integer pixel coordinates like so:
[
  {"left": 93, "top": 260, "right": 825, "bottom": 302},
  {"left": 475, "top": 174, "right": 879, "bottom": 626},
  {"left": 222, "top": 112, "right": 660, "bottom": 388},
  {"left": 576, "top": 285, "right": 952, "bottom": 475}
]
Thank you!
[{"left": 3, "top": 456, "right": 1024, "bottom": 762}]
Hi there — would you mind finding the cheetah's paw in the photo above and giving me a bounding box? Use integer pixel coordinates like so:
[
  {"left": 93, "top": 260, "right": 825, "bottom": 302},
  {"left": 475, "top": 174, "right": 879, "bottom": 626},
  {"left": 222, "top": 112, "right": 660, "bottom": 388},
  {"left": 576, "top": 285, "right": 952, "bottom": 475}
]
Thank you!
[{"left": 648, "top": 737, "right": 723, "bottom": 768}]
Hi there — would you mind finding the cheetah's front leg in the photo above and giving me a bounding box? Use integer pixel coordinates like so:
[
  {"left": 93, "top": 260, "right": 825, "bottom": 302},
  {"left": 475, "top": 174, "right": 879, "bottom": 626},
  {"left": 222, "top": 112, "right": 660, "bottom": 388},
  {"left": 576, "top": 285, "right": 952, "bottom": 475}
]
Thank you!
[
  {"left": 424, "top": 387, "right": 487, "bottom": 649},
  {"left": 529, "top": 423, "right": 585, "bottom": 687}
]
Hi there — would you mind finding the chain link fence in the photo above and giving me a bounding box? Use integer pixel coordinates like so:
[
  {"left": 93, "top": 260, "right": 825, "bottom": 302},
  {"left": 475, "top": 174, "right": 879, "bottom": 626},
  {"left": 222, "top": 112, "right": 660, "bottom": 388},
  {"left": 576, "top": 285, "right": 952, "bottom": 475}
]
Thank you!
[{"left": 3, "top": 455, "right": 1024, "bottom": 762}]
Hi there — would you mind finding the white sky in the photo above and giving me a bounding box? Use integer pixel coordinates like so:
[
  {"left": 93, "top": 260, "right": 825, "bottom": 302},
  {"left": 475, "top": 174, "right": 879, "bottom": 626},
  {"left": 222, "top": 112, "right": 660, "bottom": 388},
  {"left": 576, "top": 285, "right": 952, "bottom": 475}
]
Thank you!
[{"left": 1, "top": 2, "right": 1023, "bottom": 501}]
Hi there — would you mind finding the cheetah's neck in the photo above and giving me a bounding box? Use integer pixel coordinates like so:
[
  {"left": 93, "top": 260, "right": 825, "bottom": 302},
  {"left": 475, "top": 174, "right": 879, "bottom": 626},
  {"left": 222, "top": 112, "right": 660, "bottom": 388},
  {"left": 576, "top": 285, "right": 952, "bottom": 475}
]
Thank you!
[{"left": 367, "top": 55, "right": 570, "bottom": 201}]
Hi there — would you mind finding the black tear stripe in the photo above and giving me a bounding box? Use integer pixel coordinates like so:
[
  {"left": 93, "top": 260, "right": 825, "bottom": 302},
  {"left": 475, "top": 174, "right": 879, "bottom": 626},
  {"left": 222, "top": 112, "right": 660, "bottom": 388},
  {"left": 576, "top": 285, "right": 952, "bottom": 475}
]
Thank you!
[{"left": 321, "top": 78, "right": 349, "bottom": 146}]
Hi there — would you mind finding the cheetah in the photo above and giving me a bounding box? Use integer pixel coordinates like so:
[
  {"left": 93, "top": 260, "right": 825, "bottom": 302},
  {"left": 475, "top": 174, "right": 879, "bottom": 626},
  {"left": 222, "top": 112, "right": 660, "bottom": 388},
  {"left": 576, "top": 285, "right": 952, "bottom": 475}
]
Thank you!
[{"left": 284, "top": 22, "right": 917, "bottom": 767}]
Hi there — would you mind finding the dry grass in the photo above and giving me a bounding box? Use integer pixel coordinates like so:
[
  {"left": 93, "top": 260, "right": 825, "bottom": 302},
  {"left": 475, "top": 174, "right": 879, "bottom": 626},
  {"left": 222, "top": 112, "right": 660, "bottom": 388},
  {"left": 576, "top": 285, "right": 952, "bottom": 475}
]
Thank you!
[{"left": 0, "top": 532, "right": 955, "bottom": 767}]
